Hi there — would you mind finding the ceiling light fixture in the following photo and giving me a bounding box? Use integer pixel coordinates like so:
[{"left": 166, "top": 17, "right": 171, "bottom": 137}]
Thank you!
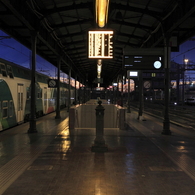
[{"left": 96, "top": 0, "right": 109, "bottom": 28}]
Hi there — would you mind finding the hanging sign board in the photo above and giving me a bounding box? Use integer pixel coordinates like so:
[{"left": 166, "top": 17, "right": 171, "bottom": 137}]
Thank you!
[
  {"left": 123, "top": 48, "right": 164, "bottom": 70},
  {"left": 88, "top": 30, "right": 114, "bottom": 59}
]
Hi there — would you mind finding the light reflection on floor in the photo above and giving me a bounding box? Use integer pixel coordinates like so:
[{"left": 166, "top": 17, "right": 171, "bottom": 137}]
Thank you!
[{"left": 58, "top": 117, "right": 70, "bottom": 159}]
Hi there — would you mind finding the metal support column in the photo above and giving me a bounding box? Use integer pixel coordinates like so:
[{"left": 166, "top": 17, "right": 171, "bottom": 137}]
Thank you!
[
  {"left": 55, "top": 57, "right": 61, "bottom": 119},
  {"left": 83, "top": 81, "right": 86, "bottom": 103},
  {"left": 74, "top": 75, "right": 77, "bottom": 105},
  {"left": 162, "top": 40, "right": 172, "bottom": 135},
  {"left": 78, "top": 78, "right": 81, "bottom": 104},
  {"left": 127, "top": 78, "right": 131, "bottom": 113},
  {"left": 121, "top": 78, "right": 123, "bottom": 107},
  {"left": 28, "top": 31, "right": 38, "bottom": 133},
  {"left": 67, "top": 68, "right": 71, "bottom": 112},
  {"left": 176, "top": 64, "right": 180, "bottom": 105},
  {"left": 82, "top": 79, "right": 85, "bottom": 104},
  {"left": 182, "top": 60, "right": 185, "bottom": 107},
  {"left": 137, "top": 70, "right": 144, "bottom": 120}
]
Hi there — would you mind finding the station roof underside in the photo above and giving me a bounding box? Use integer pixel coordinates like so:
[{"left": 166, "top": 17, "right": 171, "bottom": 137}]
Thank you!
[{"left": 1, "top": 0, "right": 195, "bottom": 87}]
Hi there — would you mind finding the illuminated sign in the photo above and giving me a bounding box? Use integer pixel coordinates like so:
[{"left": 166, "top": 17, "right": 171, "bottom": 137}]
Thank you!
[
  {"left": 127, "top": 70, "right": 139, "bottom": 78},
  {"left": 124, "top": 55, "right": 163, "bottom": 70},
  {"left": 130, "top": 71, "right": 138, "bottom": 77},
  {"left": 88, "top": 30, "right": 114, "bottom": 59},
  {"left": 123, "top": 48, "right": 164, "bottom": 70}
]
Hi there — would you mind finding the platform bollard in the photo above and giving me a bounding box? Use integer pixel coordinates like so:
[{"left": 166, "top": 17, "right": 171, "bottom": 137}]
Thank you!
[{"left": 91, "top": 100, "right": 108, "bottom": 152}]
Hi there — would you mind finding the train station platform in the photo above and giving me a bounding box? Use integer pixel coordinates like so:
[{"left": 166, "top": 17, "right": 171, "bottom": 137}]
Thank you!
[{"left": 1, "top": 105, "right": 195, "bottom": 195}]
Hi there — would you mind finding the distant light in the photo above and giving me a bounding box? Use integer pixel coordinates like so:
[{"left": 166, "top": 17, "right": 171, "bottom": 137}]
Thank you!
[
  {"left": 97, "top": 64, "right": 101, "bottom": 73},
  {"left": 184, "top": 58, "right": 189, "bottom": 64},
  {"left": 129, "top": 71, "right": 138, "bottom": 77}
]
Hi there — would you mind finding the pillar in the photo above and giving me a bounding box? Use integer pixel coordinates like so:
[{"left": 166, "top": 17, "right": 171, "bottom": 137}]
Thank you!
[
  {"left": 138, "top": 70, "right": 144, "bottom": 120},
  {"left": 28, "top": 31, "right": 38, "bottom": 133},
  {"left": 127, "top": 77, "right": 131, "bottom": 113},
  {"left": 162, "top": 38, "right": 172, "bottom": 135},
  {"left": 55, "top": 57, "right": 61, "bottom": 119},
  {"left": 74, "top": 74, "right": 77, "bottom": 104},
  {"left": 67, "top": 68, "right": 71, "bottom": 112}
]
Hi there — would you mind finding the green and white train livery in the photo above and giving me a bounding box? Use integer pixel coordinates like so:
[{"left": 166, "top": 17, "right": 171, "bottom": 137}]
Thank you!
[{"left": 0, "top": 58, "right": 74, "bottom": 131}]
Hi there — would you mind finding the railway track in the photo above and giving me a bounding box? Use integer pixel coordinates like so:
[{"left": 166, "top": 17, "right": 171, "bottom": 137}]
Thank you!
[{"left": 129, "top": 101, "right": 195, "bottom": 131}]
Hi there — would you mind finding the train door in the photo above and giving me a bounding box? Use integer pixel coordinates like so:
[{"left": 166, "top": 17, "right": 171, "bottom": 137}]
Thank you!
[
  {"left": 17, "top": 84, "right": 24, "bottom": 123},
  {"left": 43, "top": 87, "right": 47, "bottom": 114}
]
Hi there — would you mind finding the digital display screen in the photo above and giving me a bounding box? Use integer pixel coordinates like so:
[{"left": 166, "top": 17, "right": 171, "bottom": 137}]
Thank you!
[
  {"left": 88, "top": 30, "right": 114, "bottom": 59},
  {"left": 124, "top": 55, "right": 163, "bottom": 70}
]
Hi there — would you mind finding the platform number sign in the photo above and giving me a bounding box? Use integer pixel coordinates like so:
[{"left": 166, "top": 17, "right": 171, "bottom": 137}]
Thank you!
[{"left": 48, "top": 79, "right": 57, "bottom": 88}]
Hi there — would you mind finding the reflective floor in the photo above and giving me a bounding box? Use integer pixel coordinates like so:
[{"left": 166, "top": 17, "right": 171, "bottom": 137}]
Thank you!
[{"left": 1, "top": 108, "right": 195, "bottom": 195}]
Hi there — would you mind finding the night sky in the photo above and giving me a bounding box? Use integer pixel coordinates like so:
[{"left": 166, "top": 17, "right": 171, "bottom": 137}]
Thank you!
[
  {"left": 0, "top": 30, "right": 59, "bottom": 78},
  {"left": 171, "top": 38, "right": 195, "bottom": 64},
  {"left": 1, "top": 30, "right": 195, "bottom": 80}
]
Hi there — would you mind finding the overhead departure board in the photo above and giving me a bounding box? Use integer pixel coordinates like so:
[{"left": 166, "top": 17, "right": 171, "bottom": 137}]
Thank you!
[{"left": 88, "top": 30, "right": 114, "bottom": 59}]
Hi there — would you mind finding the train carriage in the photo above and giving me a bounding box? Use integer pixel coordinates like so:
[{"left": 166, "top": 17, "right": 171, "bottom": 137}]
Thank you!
[{"left": 0, "top": 58, "right": 75, "bottom": 131}]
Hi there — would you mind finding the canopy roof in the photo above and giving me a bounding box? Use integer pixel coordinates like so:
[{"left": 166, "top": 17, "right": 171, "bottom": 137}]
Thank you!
[{"left": 1, "top": 0, "right": 195, "bottom": 86}]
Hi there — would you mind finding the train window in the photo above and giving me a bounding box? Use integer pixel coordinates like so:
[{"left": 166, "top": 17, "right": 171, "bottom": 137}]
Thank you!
[
  {"left": 24, "top": 70, "right": 29, "bottom": 76},
  {"left": 18, "top": 93, "right": 20, "bottom": 111},
  {"left": 21, "top": 93, "right": 23, "bottom": 110},
  {"left": 37, "top": 89, "right": 42, "bottom": 99},
  {"left": 26, "top": 87, "right": 30, "bottom": 99},
  {"left": 2, "top": 101, "right": 8, "bottom": 118},
  {"left": 7, "top": 65, "right": 14, "bottom": 79},
  {"left": 9, "top": 100, "right": 13, "bottom": 117},
  {"left": 38, "top": 75, "right": 42, "bottom": 80},
  {"left": 0, "top": 63, "right": 7, "bottom": 77}
]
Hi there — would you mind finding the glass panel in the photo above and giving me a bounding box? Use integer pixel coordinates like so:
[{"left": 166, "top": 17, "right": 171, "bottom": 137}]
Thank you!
[
  {"left": 21, "top": 93, "right": 23, "bottom": 110},
  {"left": 1, "top": 64, "right": 7, "bottom": 77},
  {"left": 3, "top": 108, "right": 8, "bottom": 118},
  {"left": 27, "top": 89, "right": 30, "bottom": 99},
  {"left": 2, "top": 101, "right": 8, "bottom": 107},
  {"left": 9, "top": 101, "right": 13, "bottom": 117},
  {"left": 18, "top": 93, "right": 20, "bottom": 111}
]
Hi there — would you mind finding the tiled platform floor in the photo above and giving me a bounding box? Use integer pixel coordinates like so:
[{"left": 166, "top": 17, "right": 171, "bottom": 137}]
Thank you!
[{"left": 1, "top": 108, "right": 195, "bottom": 195}]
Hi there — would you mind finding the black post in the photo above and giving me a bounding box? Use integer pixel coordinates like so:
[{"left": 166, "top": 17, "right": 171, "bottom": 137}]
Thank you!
[
  {"left": 162, "top": 38, "right": 172, "bottom": 135},
  {"left": 74, "top": 74, "right": 77, "bottom": 104},
  {"left": 55, "top": 56, "right": 61, "bottom": 119},
  {"left": 67, "top": 68, "right": 71, "bottom": 112},
  {"left": 127, "top": 77, "right": 131, "bottom": 113},
  {"left": 138, "top": 70, "right": 144, "bottom": 120},
  {"left": 176, "top": 64, "right": 180, "bottom": 105},
  {"left": 92, "top": 100, "right": 108, "bottom": 152},
  {"left": 121, "top": 78, "right": 123, "bottom": 107},
  {"left": 28, "top": 31, "right": 38, "bottom": 133}
]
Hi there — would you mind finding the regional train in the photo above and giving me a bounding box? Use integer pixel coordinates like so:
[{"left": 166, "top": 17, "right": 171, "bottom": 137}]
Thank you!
[{"left": 0, "top": 58, "right": 75, "bottom": 131}]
